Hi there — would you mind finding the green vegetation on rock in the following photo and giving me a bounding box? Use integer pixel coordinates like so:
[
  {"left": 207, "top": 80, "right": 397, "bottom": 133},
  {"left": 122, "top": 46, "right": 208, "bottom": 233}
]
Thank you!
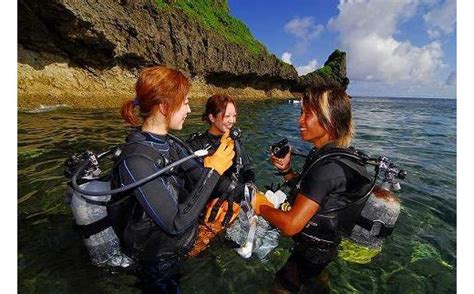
[
  {"left": 155, "top": 0, "right": 267, "bottom": 55},
  {"left": 316, "top": 65, "right": 333, "bottom": 79},
  {"left": 299, "top": 49, "right": 347, "bottom": 88}
]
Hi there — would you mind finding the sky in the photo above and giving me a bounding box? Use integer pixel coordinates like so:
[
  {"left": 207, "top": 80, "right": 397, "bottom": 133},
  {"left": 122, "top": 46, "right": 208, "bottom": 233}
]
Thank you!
[{"left": 229, "top": 0, "right": 457, "bottom": 99}]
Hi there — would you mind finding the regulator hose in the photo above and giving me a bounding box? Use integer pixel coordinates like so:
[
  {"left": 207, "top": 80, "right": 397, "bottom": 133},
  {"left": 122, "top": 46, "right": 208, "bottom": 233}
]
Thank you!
[{"left": 71, "top": 149, "right": 209, "bottom": 196}]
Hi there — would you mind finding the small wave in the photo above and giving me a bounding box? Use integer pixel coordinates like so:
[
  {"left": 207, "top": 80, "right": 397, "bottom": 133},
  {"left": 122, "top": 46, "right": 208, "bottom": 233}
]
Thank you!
[{"left": 21, "top": 104, "right": 70, "bottom": 113}]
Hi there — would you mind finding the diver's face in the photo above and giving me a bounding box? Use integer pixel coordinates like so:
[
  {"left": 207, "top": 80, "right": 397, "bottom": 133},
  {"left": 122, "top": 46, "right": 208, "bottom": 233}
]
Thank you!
[
  {"left": 209, "top": 103, "right": 237, "bottom": 135},
  {"left": 169, "top": 96, "right": 191, "bottom": 131},
  {"left": 298, "top": 105, "right": 329, "bottom": 147}
]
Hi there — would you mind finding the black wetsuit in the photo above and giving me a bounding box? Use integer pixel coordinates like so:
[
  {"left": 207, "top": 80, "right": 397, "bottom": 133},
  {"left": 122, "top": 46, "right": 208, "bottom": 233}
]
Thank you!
[
  {"left": 187, "top": 130, "right": 255, "bottom": 202},
  {"left": 275, "top": 144, "right": 372, "bottom": 292},
  {"left": 111, "top": 131, "right": 221, "bottom": 293}
]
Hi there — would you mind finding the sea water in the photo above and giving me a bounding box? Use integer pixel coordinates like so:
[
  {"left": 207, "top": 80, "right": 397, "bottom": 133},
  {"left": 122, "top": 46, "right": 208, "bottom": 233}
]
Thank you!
[{"left": 18, "top": 97, "right": 456, "bottom": 293}]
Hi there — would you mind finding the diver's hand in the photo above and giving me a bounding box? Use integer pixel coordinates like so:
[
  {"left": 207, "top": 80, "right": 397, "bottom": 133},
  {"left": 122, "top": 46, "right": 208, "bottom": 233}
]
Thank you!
[
  {"left": 271, "top": 145, "right": 292, "bottom": 173},
  {"left": 252, "top": 191, "right": 274, "bottom": 215},
  {"left": 204, "top": 131, "right": 235, "bottom": 175}
]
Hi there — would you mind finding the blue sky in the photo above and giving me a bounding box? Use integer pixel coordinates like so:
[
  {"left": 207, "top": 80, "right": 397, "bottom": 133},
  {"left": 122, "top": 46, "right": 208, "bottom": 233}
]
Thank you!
[{"left": 228, "top": 0, "right": 456, "bottom": 99}]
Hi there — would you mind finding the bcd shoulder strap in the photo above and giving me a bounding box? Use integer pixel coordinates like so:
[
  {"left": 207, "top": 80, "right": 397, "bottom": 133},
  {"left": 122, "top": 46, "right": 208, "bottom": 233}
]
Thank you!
[
  {"left": 113, "top": 142, "right": 167, "bottom": 170},
  {"left": 297, "top": 147, "right": 369, "bottom": 189},
  {"left": 297, "top": 148, "right": 376, "bottom": 215}
]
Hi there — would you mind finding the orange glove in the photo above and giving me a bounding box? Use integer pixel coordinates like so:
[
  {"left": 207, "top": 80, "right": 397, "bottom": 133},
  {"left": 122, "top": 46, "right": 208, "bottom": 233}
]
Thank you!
[
  {"left": 204, "top": 198, "right": 240, "bottom": 224},
  {"left": 252, "top": 191, "right": 274, "bottom": 215},
  {"left": 204, "top": 131, "right": 235, "bottom": 175}
]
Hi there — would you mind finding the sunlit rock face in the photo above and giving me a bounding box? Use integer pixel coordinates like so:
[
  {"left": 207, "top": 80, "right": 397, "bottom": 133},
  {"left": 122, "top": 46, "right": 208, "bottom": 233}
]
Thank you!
[{"left": 18, "top": 0, "right": 347, "bottom": 108}]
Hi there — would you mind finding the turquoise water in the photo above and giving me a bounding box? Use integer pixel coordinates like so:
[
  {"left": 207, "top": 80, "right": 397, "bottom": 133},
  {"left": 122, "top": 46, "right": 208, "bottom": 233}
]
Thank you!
[{"left": 18, "top": 97, "right": 456, "bottom": 293}]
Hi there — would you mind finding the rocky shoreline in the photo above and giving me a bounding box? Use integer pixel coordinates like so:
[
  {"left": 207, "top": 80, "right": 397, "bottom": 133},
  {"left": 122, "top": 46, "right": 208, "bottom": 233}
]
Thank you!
[
  {"left": 18, "top": 0, "right": 346, "bottom": 110},
  {"left": 18, "top": 46, "right": 294, "bottom": 110}
]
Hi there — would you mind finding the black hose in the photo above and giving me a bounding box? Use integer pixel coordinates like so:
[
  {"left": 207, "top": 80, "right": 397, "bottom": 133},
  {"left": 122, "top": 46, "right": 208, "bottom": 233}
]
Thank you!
[{"left": 71, "top": 154, "right": 197, "bottom": 196}]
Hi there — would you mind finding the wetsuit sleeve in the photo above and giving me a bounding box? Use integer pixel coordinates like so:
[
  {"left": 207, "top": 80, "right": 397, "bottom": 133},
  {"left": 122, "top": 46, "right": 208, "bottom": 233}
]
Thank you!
[
  {"left": 118, "top": 155, "right": 219, "bottom": 235},
  {"left": 299, "top": 161, "right": 347, "bottom": 204}
]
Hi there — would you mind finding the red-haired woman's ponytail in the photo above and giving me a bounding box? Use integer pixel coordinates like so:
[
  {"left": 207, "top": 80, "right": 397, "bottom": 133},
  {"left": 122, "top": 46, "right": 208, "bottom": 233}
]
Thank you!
[{"left": 121, "top": 99, "right": 140, "bottom": 126}]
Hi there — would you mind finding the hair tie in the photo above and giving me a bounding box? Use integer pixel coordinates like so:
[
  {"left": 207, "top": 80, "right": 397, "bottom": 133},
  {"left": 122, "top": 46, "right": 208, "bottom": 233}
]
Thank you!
[{"left": 132, "top": 98, "right": 140, "bottom": 106}]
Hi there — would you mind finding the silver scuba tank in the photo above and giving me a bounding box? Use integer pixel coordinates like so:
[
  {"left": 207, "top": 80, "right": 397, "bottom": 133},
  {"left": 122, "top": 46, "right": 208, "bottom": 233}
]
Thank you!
[
  {"left": 349, "top": 186, "right": 400, "bottom": 248},
  {"left": 70, "top": 180, "right": 133, "bottom": 267}
]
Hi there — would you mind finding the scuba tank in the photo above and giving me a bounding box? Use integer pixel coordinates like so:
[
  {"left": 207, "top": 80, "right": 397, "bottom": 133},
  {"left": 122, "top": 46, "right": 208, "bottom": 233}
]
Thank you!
[
  {"left": 348, "top": 186, "right": 400, "bottom": 248},
  {"left": 346, "top": 155, "right": 406, "bottom": 249},
  {"left": 64, "top": 139, "right": 211, "bottom": 268},
  {"left": 65, "top": 149, "right": 133, "bottom": 268},
  {"left": 68, "top": 181, "right": 133, "bottom": 267}
]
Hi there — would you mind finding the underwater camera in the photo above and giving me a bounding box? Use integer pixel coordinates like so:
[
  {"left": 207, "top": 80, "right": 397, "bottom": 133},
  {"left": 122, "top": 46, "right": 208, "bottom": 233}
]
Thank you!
[
  {"left": 229, "top": 126, "right": 242, "bottom": 140},
  {"left": 270, "top": 138, "right": 290, "bottom": 158}
]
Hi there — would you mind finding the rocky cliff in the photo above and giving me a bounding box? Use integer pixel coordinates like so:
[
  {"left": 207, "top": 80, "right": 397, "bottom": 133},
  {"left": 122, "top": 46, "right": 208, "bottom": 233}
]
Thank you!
[{"left": 18, "top": 0, "right": 347, "bottom": 109}]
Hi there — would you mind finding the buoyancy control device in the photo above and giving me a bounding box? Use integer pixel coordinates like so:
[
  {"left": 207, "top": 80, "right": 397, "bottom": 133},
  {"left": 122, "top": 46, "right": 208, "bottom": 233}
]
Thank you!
[
  {"left": 274, "top": 142, "right": 407, "bottom": 249},
  {"left": 64, "top": 136, "right": 210, "bottom": 268}
]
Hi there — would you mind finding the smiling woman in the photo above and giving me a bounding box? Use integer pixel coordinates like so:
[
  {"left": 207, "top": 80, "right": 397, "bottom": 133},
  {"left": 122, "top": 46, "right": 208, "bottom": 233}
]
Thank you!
[
  {"left": 108, "top": 66, "right": 236, "bottom": 293},
  {"left": 254, "top": 86, "right": 374, "bottom": 292},
  {"left": 186, "top": 94, "right": 256, "bottom": 255}
]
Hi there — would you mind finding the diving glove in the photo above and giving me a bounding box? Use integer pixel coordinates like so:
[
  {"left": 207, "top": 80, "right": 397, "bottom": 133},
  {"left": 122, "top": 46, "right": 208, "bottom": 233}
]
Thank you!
[
  {"left": 264, "top": 190, "right": 287, "bottom": 209},
  {"left": 204, "top": 131, "right": 235, "bottom": 175},
  {"left": 252, "top": 191, "right": 275, "bottom": 215}
]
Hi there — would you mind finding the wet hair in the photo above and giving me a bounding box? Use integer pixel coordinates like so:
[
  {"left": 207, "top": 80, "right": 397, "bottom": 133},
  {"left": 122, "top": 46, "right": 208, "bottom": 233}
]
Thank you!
[
  {"left": 302, "top": 86, "right": 354, "bottom": 148},
  {"left": 121, "top": 66, "right": 190, "bottom": 126},
  {"left": 201, "top": 94, "right": 237, "bottom": 125}
]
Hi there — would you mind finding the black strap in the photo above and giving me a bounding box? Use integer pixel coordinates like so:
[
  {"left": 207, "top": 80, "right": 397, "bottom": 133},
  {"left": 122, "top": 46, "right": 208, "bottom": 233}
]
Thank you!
[
  {"left": 168, "top": 133, "right": 195, "bottom": 155},
  {"left": 73, "top": 216, "right": 112, "bottom": 239},
  {"left": 113, "top": 142, "right": 167, "bottom": 170},
  {"left": 297, "top": 148, "right": 365, "bottom": 188},
  {"left": 299, "top": 150, "right": 377, "bottom": 215},
  {"left": 378, "top": 225, "right": 395, "bottom": 237},
  {"left": 355, "top": 215, "right": 395, "bottom": 238}
]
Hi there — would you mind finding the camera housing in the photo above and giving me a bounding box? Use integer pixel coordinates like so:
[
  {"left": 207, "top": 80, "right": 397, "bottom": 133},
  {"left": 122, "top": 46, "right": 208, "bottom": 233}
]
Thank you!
[
  {"left": 229, "top": 126, "right": 242, "bottom": 140},
  {"left": 270, "top": 138, "right": 290, "bottom": 158}
]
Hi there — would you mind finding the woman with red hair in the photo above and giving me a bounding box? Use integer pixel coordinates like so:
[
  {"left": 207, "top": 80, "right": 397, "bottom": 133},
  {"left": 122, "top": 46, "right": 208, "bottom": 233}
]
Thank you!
[{"left": 112, "top": 66, "right": 235, "bottom": 293}]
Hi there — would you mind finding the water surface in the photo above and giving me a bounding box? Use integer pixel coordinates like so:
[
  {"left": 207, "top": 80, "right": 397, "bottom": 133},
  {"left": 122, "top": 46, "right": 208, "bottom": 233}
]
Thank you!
[{"left": 18, "top": 97, "right": 456, "bottom": 293}]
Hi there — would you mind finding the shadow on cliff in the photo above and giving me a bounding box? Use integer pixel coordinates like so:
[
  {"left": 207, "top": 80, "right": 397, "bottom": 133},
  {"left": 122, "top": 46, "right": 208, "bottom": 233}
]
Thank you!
[
  {"left": 18, "top": 0, "right": 146, "bottom": 71},
  {"left": 205, "top": 71, "right": 298, "bottom": 93}
]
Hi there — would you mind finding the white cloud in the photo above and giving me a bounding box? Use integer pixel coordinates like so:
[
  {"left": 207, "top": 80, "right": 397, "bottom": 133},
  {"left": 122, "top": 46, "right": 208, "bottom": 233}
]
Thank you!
[
  {"left": 284, "top": 17, "right": 324, "bottom": 54},
  {"left": 281, "top": 52, "right": 292, "bottom": 64},
  {"left": 296, "top": 59, "right": 318, "bottom": 76},
  {"left": 424, "top": 0, "right": 456, "bottom": 35},
  {"left": 427, "top": 29, "right": 441, "bottom": 39},
  {"left": 284, "top": 17, "right": 323, "bottom": 39},
  {"left": 328, "top": 0, "right": 418, "bottom": 39},
  {"left": 328, "top": 0, "right": 446, "bottom": 84}
]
